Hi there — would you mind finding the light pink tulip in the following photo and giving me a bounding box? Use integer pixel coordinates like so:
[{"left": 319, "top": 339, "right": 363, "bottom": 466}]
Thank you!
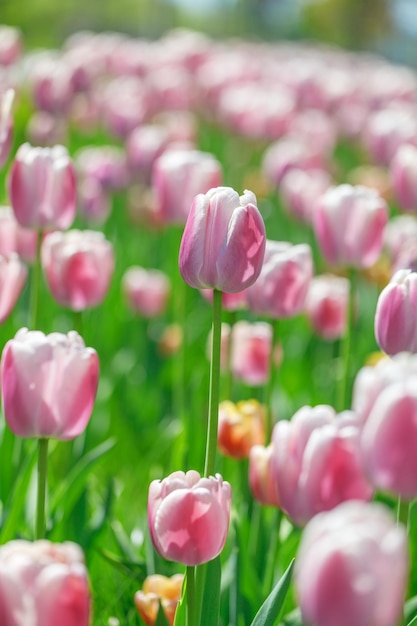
[
  {"left": 8, "top": 143, "right": 77, "bottom": 230},
  {"left": 148, "top": 470, "right": 231, "bottom": 566},
  {"left": 230, "top": 321, "right": 274, "bottom": 387},
  {"left": 153, "top": 149, "right": 223, "bottom": 225},
  {"left": 31, "top": 56, "right": 73, "bottom": 115},
  {"left": 272, "top": 406, "right": 373, "bottom": 526},
  {"left": 0, "top": 254, "right": 27, "bottom": 323},
  {"left": 78, "top": 177, "right": 111, "bottom": 225},
  {"left": 26, "top": 111, "right": 67, "bottom": 148},
  {"left": 247, "top": 240, "right": 313, "bottom": 319},
  {"left": 375, "top": 269, "right": 417, "bottom": 355},
  {"left": 0, "top": 26, "right": 22, "bottom": 66},
  {"left": 249, "top": 444, "right": 280, "bottom": 507},
  {"left": 364, "top": 106, "right": 417, "bottom": 166},
  {"left": 384, "top": 215, "right": 417, "bottom": 267},
  {"left": 262, "top": 136, "right": 327, "bottom": 187},
  {"left": 313, "top": 184, "right": 388, "bottom": 268},
  {"left": 101, "top": 76, "right": 150, "bottom": 138},
  {"left": 0, "top": 206, "right": 38, "bottom": 263},
  {"left": 126, "top": 124, "right": 171, "bottom": 185},
  {"left": 1, "top": 328, "right": 99, "bottom": 440},
  {"left": 0, "top": 539, "right": 90, "bottom": 626},
  {"left": 280, "top": 168, "right": 332, "bottom": 224},
  {"left": 122, "top": 266, "right": 170, "bottom": 318},
  {"left": 295, "top": 501, "right": 408, "bottom": 626},
  {"left": 305, "top": 274, "right": 349, "bottom": 340},
  {"left": 179, "top": 187, "right": 266, "bottom": 293},
  {"left": 41, "top": 230, "right": 114, "bottom": 311},
  {"left": 75, "top": 145, "right": 128, "bottom": 191},
  {"left": 0, "top": 88, "right": 14, "bottom": 168},
  {"left": 390, "top": 143, "right": 417, "bottom": 212}
]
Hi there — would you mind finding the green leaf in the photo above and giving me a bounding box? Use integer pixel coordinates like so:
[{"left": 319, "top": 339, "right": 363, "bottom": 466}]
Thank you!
[
  {"left": 407, "top": 616, "right": 417, "bottom": 626},
  {"left": 250, "top": 559, "right": 295, "bottom": 626},
  {"left": 200, "top": 556, "right": 221, "bottom": 626},
  {"left": 0, "top": 441, "right": 37, "bottom": 543},
  {"left": 98, "top": 547, "right": 147, "bottom": 581},
  {"left": 173, "top": 572, "right": 187, "bottom": 626},
  {"left": 155, "top": 602, "right": 171, "bottom": 626}
]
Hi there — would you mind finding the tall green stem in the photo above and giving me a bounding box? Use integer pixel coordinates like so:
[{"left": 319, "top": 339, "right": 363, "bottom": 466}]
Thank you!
[
  {"left": 29, "top": 230, "right": 43, "bottom": 330},
  {"left": 72, "top": 310, "right": 84, "bottom": 337},
  {"left": 36, "top": 438, "right": 48, "bottom": 539},
  {"left": 204, "top": 289, "right": 223, "bottom": 478},
  {"left": 397, "top": 497, "right": 410, "bottom": 531},
  {"left": 186, "top": 565, "right": 197, "bottom": 626},
  {"left": 336, "top": 269, "right": 356, "bottom": 412},
  {"left": 265, "top": 319, "right": 279, "bottom": 441}
]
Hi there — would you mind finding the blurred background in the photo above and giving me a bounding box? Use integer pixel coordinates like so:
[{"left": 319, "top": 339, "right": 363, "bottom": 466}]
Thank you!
[{"left": 2, "top": 0, "right": 417, "bottom": 66}]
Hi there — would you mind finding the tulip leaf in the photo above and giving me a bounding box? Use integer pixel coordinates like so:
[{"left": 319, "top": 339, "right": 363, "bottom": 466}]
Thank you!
[
  {"left": 200, "top": 556, "right": 221, "bottom": 626},
  {"left": 155, "top": 603, "right": 170, "bottom": 626},
  {"left": 98, "top": 547, "right": 147, "bottom": 581},
  {"left": 173, "top": 572, "right": 187, "bottom": 626},
  {"left": 407, "top": 616, "right": 417, "bottom": 626},
  {"left": 0, "top": 441, "right": 37, "bottom": 543},
  {"left": 250, "top": 559, "right": 294, "bottom": 626}
]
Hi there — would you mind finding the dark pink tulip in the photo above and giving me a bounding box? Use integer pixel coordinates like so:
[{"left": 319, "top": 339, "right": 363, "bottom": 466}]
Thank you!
[
  {"left": 122, "top": 266, "right": 170, "bottom": 318},
  {"left": 271, "top": 406, "right": 373, "bottom": 526},
  {"left": 247, "top": 240, "right": 313, "bottom": 319},
  {"left": 1, "top": 328, "right": 99, "bottom": 440},
  {"left": 0, "top": 539, "right": 90, "bottom": 626},
  {"left": 179, "top": 187, "right": 266, "bottom": 293},
  {"left": 8, "top": 143, "right": 77, "bottom": 230},
  {"left": 41, "top": 230, "right": 114, "bottom": 311},
  {"left": 375, "top": 269, "right": 417, "bottom": 355},
  {"left": 0, "top": 26, "right": 22, "bottom": 66},
  {"left": 280, "top": 168, "right": 332, "bottom": 224},
  {"left": 305, "top": 274, "right": 349, "bottom": 340},
  {"left": 295, "top": 501, "right": 408, "bottom": 626},
  {"left": 0, "top": 254, "right": 27, "bottom": 323},
  {"left": 0, "top": 88, "right": 14, "bottom": 168},
  {"left": 390, "top": 143, "right": 417, "bottom": 212},
  {"left": 153, "top": 149, "right": 223, "bottom": 225},
  {"left": 148, "top": 470, "right": 231, "bottom": 566},
  {"left": 249, "top": 444, "right": 280, "bottom": 507},
  {"left": 313, "top": 184, "right": 388, "bottom": 269},
  {"left": 230, "top": 321, "right": 275, "bottom": 386}
]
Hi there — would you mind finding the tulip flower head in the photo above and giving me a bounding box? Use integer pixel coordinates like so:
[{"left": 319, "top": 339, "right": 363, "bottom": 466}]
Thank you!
[
  {"left": 148, "top": 470, "right": 231, "bottom": 566},
  {"left": 305, "top": 274, "right": 349, "bottom": 340},
  {"left": 218, "top": 399, "right": 266, "bottom": 459},
  {"left": 0, "top": 88, "right": 14, "bottom": 169},
  {"left": 179, "top": 187, "right": 266, "bottom": 293},
  {"left": 0, "top": 253, "right": 27, "bottom": 324},
  {"left": 134, "top": 574, "right": 184, "bottom": 626},
  {"left": 122, "top": 266, "right": 170, "bottom": 318},
  {"left": 249, "top": 444, "right": 280, "bottom": 507},
  {"left": 1, "top": 328, "right": 99, "bottom": 440}
]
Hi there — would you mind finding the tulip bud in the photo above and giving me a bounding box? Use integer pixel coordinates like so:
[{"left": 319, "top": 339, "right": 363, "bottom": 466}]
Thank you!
[
  {"left": 8, "top": 143, "right": 77, "bottom": 230},
  {"left": 148, "top": 470, "right": 231, "bottom": 566},
  {"left": 179, "top": 187, "right": 266, "bottom": 293},
  {"left": 0, "top": 539, "right": 91, "bottom": 626},
  {"left": 230, "top": 321, "right": 282, "bottom": 387},
  {"left": 305, "top": 274, "right": 349, "bottom": 340},
  {"left": 134, "top": 574, "right": 183, "bottom": 626},
  {"left": 218, "top": 400, "right": 265, "bottom": 459},
  {"left": 41, "top": 230, "right": 114, "bottom": 311},
  {"left": 122, "top": 266, "right": 170, "bottom": 318},
  {"left": 295, "top": 501, "right": 408, "bottom": 626},
  {"left": 1, "top": 328, "right": 99, "bottom": 440}
]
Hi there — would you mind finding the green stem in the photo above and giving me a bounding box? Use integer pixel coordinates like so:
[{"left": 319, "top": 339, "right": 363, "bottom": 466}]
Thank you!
[
  {"left": 186, "top": 565, "right": 197, "bottom": 626},
  {"left": 204, "top": 289, "right": 223, "bottom": 477},
  {"left": 72, "top": 310, "right": 84, "bottom": 337},
  {"left": 336, "top": 269, "right": 355, "bottom": 412},
  {"left": 29, "top": 230, "right": 43, "bottom": 330},
  {"left": 36, "top": 438, "right": 49, "bottom": 539},
  {"left": 265, "top": 319, "right": 279, "bottom": 442},
  {"left": 397, "top": 497, "right": 410, "bottom": 530},
  {"left": 223, "top": 309, "right": 236, "bottom": 401},
  {"left": 262, "top": 509, "right": 282, "bottom": 597}
]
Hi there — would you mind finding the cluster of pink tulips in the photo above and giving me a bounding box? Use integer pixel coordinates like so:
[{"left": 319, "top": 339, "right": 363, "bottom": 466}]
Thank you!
[{"left": 1, "top": 20, "right": 417, "bottom": 626}]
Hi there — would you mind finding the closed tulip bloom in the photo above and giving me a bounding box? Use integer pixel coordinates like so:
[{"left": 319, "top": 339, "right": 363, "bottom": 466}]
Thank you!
[
  {"left": 153, "top": 149, "right": 223, "bottom": 225},
  {"left": 41, "top": 230, "right": 114, "bottom": 311},
  {"left": 122, "top": 266, "right": 170, "bottom": 318},
  {"left": 218, "top": 400, "right": 265, "bottom": 459},
  {"left": 249, "top": 444, "right": 280, "bottom": 507},
  {"left": 179, "top": 187, "right": 266, "bottom": 293},
  {"left": 0, "top": 206, "right": 37, "bottom": 263},
  {"left": 295, "top": 501, "right": 408, "bottom": 626},
  {"left": 134, "top": 574, "right": 183, "bottom": 626},
  {"left": 375, "top": 269, "right": 417, "bottom": 355},
  {"left": 0, "top": 26, "right": 22, "bottom": 66},
  {"left": 0, "top": 254, "right": 27, "bottom": 323},
  {"left": 305, "top": 274, "right": 349, "bottom": 340},
  {"left": 1, "top": 328, "right": 99, "bottom": 440},
  {"left": 148, "top": 470, "right": 231, "bottom": 566},
  {"left": 8, "top": 143, "right": 77, "bottom": 230},
  {"left": 0, "top": 89, "right": 14, "bottom": 168},
  {"left": 75, "top": 145, "right": 128, "bottom": 191},
  {"left": 313, "top": 184, "right": 388, "bottom": 269},
  {"left": 272, "top": 406, "right": 373, "bottom": 526},
  {"left": 0, "top": 539, "right": 90, "bottom": 626},
  {"left": 230, "top": 321, "right": 274, "bottom": 387},
  {"left": 390, "top": 143, "right": 417, "bottom": 212},
  {"left": 247, "top": 240, "right": 313, "bottom": 319},
  {"left": 280, "top": 168, "right": 332, "bottom": 224}
]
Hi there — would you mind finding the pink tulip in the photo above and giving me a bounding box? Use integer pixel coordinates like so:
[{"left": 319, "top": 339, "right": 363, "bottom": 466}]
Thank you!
[
  {"left": 26, "top": 111, "right": 67, "bottom": 148},
  {"left": 0, "top": 539, "right": 90, "bottom": 626},
  {"left": 122, "top": 266, "right": 170, "bottom": 318},
  {"left": 77, "top": 177, "right": 111, "bottom": 225},
  {"left": 384, "top": 215, "right": 417, "bottom": 267},
  {"left": 153, "top": 149, "right": 223, "bottom": 225},
  {"left": 148, "top": 470, "right": 231, "bottom": 566},
  {"left": 126, "top": 124, "right": 171, "bottom": 185},
  {"left": 313, "top": 184, "right": 388, "bottom": 269},
  {"left": 364, "top": 106, "right": 417, "bottom": 166},
  {"left": 0, "top": 89, "right": 14, "bottom": 168},
  {"left": 1, "top": 328, "right": 99, "bottom": 440},
  {"left": 8, "top": 143, "right": 77, "bottom": 230},
  {"left": 280, "top": 168, "right": 332, "bottom": 224},
  {"left": 247, "top": 240, "right": 313, "bottom": 319},
  {"left": 295, "top": 501, "right": 408, "bottom": 626},
  {"left": 0, "top": 26, "right": 22, "bottom": 66},
  {"left": 249, "top": 444, "right": 280, "bottom": 507},
  {"left": 179, "top": 187, "right": 266, "bottom": 293},
  {"left": 305, "top": 274, "right": 349, "bottom": 340},
  {"left": 75, "top": 146, "right": 128, "bottom": 191},
  {"left": 375, "top": 269, "right": 417, "bottom": 355},
  {"left": 230, "top": 321, "right": 275, "bottom": 387},
  {"left": 390, "top": 143, "right": 417, "bottom": 212},
  {"left": 271, "top": 406, "right": 373, "bottom": 526},
  {"left": 41, "top": 230, "right": 114, "bottom": 311},
  {"left": 0, "top": 206, "right": 38, "bottom": 263},
  {"left": 0, "top": 254, "right": 27, "bottom": 323},
  {"left": 31, "top": 56, "right": 73, "bottom": 115},
  {"left": 262, "top": 136, "right": 327, "bottom": 187}
]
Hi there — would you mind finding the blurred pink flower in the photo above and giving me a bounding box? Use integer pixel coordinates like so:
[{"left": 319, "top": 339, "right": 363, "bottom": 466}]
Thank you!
[
  {"left": 148, "top": 470, "right": 231, "bottom": 566},
  {"left": 249, "top": 444, "right": 280, "bottom": 507},
  {"left": 0, "top": 206, "right": 37, "bottom": 263},
  {"left": 390, "top": 143, "right": 417, "bottom": 212},
  {"left": 122, "top": 266, "right": 170, "bottom": 318},
  {"left": 0, "top": 88, "right": 14, "bottom": 168},
  {"left": 230, "top": 321, "right": 276, "bottom": 387},
  {"left": 1, "top": 328, "right": 99, "bottom": 440},
  {"left": 0, "top": 26, "right": 22, "bottom": 66},
  {"left": 280, "top": 168, "right": 332, "bottom": 224},
  {"left": 0, "top": 253, "right": 27, "bottom": 323},
  {"left": 305, "top": 274, "right": 349, "bottom": 340}
]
